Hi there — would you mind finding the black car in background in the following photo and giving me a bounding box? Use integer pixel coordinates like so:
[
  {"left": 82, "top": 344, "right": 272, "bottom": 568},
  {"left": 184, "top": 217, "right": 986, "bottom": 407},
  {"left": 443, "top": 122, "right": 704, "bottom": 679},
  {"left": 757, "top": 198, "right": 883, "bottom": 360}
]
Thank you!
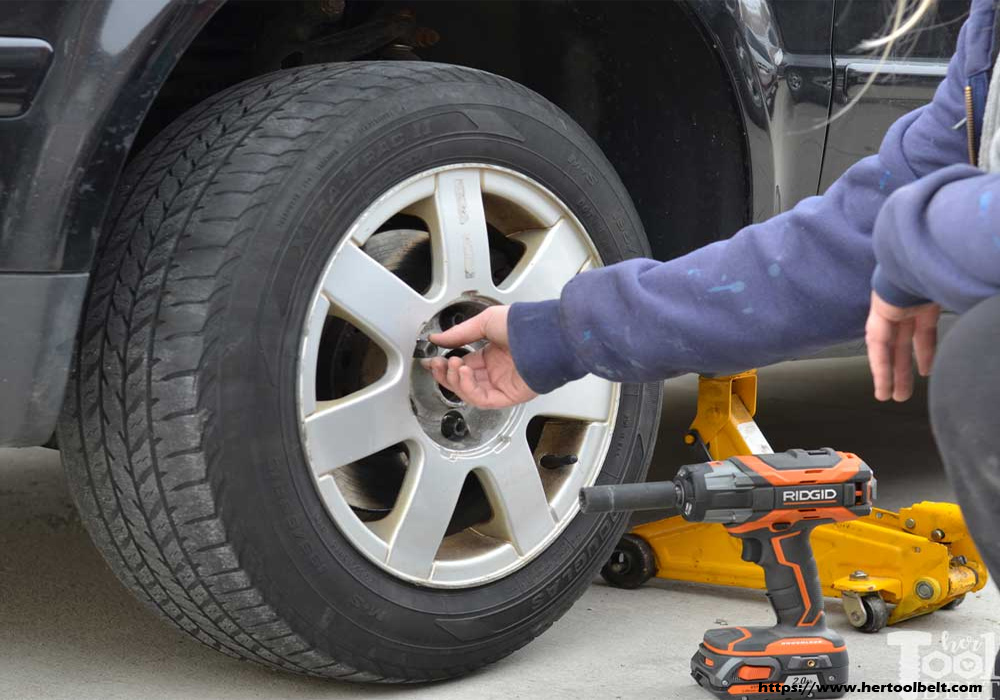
[{"left": 0, "top": 0, "right": 969, "bottom": 682}]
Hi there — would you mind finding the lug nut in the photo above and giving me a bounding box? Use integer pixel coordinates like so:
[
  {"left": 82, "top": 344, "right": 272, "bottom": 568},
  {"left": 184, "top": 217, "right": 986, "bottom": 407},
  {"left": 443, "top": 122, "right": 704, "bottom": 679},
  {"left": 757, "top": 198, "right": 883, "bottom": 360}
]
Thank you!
[
  {"left": 413, "top": 337, "right": 438, "bottom": 359},
  {"left": 540, "top": 454, "right": 578, "bottom": 469},
  {"left": 441, "top": 410, "right": 469, "bottom": 441}
]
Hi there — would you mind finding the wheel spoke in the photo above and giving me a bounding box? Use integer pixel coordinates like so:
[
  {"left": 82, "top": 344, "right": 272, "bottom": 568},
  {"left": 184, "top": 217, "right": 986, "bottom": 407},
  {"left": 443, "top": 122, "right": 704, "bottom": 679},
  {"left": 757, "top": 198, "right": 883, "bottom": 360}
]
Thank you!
[
  {"left": 496, "top": 218, "right": 593, "bottom": 303},
  {"left": 476, "top": 443, "right": 557, "bottom": 556},
  {"left": 300, "top": 295, "right": 330, "bottom": 417},
  {"left": 427, "top": 169, "right": 494, "bottom": 297},
  {"left": 375, "top": 446, "right": 468, "bottom": 580},
  {"left": 321, "top": 240, "right": 433, "bottom": 353},
  {"left": 350, "top": 175, "right": 436, "bottom": 246},
  {"left": 526, "top": 374, "right": 615, "bottom": 423},
  {"left": 303, "top": 378, "right": 416, "bottom": 477}
]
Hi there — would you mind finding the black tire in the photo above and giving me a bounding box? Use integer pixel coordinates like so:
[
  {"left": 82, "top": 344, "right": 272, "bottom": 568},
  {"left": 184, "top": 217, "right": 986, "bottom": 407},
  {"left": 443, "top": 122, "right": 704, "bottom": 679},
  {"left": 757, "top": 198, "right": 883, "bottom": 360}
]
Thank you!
[
  {"left": 600, "top": 534, "right": 657, "bottom": 589},
  {"left": 58, "top": 62, "right": 661, "bottom": 682}
]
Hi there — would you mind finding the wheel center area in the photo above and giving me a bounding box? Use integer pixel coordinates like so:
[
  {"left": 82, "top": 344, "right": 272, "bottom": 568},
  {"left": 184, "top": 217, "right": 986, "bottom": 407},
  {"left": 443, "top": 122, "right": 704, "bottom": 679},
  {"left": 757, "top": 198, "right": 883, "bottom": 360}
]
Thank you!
[{"left": 410, "top": 299, "right": 516, "bottom": 450}]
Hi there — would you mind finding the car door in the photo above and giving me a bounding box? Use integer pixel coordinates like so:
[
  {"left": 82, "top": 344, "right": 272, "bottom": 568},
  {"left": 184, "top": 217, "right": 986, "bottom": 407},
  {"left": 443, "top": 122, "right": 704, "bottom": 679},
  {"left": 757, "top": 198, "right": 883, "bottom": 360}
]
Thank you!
[{"left": 819, "top": 0, "right": 970, "bottom": 190}]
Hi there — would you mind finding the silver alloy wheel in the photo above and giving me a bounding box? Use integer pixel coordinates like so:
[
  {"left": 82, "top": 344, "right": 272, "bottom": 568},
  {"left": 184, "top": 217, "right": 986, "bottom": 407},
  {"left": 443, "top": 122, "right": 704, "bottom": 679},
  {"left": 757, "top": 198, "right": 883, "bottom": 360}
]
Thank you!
[{"left": 298, "top": 164, "right": 620, "bottom": 588}]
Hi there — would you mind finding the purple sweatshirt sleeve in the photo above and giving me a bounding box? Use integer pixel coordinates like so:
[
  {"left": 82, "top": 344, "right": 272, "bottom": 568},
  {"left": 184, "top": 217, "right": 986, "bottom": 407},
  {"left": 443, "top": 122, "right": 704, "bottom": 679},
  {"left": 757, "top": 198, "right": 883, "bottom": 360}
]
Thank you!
[
  {"left": 872, "top": 164, "right": 1000, "bottom": 312},
  {"left": 508, "top": 13, "right": 974, "bottom": 394}
]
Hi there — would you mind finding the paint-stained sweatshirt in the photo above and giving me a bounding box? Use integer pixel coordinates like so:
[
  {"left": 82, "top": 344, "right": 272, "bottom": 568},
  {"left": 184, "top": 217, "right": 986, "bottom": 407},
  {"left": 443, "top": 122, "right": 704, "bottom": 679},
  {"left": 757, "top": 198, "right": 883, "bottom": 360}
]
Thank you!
[{"left": 508, "top": 0, "right": 1000, "bottom": 395}]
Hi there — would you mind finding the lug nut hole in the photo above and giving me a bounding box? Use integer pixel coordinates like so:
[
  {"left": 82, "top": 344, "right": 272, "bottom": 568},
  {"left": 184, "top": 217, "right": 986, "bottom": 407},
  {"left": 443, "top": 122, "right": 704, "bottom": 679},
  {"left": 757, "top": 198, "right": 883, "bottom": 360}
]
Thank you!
[
  {"left": 438, "top": 301, "right": 482, "bottom": 332},
  {"left": 441, "top": 410, "right": 469, "bottom": 441},
  {"left": 441, "top": 310, "right": 467, "bottom": 330},
  {"left": 437, "top": 348, "right": 470, "bottom": 403}
]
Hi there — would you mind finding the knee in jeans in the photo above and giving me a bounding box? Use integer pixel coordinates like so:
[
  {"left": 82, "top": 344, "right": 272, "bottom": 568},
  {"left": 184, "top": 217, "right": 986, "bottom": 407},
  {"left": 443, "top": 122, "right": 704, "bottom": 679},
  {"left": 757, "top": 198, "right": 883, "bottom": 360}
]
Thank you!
[
  {"left": 931, "top": 296, "right": 1000, "bottom": 411},
  {"left": 929, "top": 297, "right": 1000, "bottom": 467}
]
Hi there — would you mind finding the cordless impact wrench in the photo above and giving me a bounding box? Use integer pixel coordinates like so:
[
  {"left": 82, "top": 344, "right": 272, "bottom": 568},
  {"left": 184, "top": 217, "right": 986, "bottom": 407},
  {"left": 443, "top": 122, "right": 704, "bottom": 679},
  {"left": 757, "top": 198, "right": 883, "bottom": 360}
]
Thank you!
[{"left": 580, "top": 448, "right": 875, "bottom": 699}]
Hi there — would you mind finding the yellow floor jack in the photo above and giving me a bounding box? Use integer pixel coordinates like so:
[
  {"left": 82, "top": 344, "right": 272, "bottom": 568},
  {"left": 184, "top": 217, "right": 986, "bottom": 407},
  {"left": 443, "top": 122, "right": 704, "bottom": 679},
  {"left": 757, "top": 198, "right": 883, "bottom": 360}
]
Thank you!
[{"left": 601, "top": 371, "right": 988, "bottom": 632}]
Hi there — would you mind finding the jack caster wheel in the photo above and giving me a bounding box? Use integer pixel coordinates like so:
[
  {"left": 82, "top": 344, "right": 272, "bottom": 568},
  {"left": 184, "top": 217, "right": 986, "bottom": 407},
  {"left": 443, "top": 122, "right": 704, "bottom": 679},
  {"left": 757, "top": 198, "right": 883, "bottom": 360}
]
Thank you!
[
  {"left": 848, "top": 593, "right": 889, "bottom": 633},
  {"left": 601, "top": 533, "right": 656, "bottom": 589},
  {"left": 942, "top": 594, "right": 966, "bottom": 610}
]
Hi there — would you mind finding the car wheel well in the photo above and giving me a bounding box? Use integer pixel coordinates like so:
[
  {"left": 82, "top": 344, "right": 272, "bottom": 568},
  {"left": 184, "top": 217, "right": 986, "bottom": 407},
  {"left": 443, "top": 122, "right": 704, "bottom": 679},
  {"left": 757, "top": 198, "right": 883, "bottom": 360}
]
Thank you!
[{"left": 136, "top": 0, "right": 750, "bottom": 261}]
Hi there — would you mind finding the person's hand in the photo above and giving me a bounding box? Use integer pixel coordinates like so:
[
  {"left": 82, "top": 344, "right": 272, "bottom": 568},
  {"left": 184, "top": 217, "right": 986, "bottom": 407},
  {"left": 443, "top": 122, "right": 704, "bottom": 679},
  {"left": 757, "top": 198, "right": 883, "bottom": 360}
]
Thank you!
[
  {"left": 422, "top": 306, "right": 538, "bottom": 409},
  {"left": 865, "top": 291, "right": 940, "bottom": 402}
]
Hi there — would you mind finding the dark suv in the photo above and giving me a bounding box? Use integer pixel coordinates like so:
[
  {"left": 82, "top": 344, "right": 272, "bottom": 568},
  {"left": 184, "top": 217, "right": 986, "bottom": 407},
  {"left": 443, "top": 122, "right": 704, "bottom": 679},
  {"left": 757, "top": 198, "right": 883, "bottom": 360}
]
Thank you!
[{"left": 0, "top": 0, "right": 966, "bottom": 682}]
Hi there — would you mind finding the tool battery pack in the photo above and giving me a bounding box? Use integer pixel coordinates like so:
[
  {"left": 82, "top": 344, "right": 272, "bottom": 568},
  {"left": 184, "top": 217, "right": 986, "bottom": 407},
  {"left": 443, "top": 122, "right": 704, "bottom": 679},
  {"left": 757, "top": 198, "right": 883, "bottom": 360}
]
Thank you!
[{"left": 690, "top": 626, "right": 849, "bottom": 699}]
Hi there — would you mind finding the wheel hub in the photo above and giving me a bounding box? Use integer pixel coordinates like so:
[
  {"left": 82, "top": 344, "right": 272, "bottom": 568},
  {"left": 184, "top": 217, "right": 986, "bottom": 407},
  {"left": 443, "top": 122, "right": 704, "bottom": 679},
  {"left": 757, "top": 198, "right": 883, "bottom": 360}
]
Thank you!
[{"left": 409, "top": 299, "right": 519, "bottom": 450}]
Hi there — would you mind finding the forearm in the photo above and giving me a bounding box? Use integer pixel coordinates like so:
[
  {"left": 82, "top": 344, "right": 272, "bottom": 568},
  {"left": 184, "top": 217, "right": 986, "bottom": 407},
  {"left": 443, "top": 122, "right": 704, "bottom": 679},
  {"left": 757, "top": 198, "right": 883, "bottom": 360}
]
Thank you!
[{"left": 510, "top": 163, "right": 887, "bottom": 392}]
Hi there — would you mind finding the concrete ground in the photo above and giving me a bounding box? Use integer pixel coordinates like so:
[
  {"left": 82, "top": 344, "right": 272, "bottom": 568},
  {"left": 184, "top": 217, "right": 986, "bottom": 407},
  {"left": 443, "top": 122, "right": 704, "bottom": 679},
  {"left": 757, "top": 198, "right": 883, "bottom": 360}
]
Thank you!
[{"left": 1, "top": 356, "right": 997, "bottom": 699}]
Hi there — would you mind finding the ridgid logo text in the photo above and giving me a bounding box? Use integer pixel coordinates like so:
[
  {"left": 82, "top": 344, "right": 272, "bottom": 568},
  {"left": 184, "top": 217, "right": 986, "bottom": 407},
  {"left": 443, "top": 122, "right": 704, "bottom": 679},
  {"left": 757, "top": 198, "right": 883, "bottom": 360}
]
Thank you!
[{"left": 782, "top": 488, "right": 837, "bottom": 503}]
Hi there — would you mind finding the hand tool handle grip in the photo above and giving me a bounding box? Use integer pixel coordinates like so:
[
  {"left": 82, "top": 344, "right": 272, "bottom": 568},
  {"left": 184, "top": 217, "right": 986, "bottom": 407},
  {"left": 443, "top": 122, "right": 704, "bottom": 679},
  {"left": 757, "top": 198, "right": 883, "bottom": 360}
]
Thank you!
[
  {"left": 579, "top": 482, "right": 680, "bottom": 513},
  {"left": 745, "top": 526, "right": 827, "bottom": 629}
]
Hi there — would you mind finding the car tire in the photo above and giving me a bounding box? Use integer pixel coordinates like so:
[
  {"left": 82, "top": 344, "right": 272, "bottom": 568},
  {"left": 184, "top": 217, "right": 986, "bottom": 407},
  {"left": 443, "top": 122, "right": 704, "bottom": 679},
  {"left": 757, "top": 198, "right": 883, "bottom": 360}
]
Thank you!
[{"left": 58, "top": 62, "right": 661, "bottom": 681}]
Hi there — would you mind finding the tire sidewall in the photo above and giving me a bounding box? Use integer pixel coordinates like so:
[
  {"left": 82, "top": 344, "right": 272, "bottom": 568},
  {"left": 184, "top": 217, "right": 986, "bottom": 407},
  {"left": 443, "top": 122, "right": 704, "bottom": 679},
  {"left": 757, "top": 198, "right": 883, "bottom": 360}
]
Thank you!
[{"left": 216, "top": 69, "right": 660, "bottom": 667}]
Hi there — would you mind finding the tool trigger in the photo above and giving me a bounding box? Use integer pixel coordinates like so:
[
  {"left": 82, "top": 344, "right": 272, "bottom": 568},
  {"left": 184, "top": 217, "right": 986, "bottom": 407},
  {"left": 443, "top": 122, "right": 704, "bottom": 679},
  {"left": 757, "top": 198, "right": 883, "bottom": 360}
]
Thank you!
[{"left": 741, "top": 538, "right": 762, "bottom": 564}]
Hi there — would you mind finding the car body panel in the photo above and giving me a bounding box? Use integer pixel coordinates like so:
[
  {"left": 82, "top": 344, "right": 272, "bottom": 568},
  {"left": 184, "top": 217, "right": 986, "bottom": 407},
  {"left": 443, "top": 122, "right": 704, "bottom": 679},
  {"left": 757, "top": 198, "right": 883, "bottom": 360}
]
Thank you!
[
  {"left": 0, "top": 0, "right": 221, "bottom": 445},
  {"left": 820, "top": 0, "right": 967, "bottom": 190},
  {"left": 0, "top": 0, "right": 222, "bottom": 274},
  {"left": 689, "top": 0, "right": 836, "bottom": 219}
]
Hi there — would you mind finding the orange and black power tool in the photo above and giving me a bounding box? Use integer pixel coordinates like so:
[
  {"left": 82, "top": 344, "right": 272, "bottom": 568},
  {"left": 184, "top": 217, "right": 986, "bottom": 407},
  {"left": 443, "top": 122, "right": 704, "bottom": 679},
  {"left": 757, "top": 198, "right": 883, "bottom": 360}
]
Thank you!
[{"left": 580, "top": 448, "right": 875, "bottom": 700}]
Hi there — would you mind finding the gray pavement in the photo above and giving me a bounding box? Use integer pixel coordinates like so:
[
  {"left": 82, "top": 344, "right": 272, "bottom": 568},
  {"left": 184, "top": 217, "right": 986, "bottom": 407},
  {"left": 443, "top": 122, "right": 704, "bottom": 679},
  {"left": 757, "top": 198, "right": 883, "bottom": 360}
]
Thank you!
[{"left": 1, "top": 356, "right": 997, "bottom": 699}]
